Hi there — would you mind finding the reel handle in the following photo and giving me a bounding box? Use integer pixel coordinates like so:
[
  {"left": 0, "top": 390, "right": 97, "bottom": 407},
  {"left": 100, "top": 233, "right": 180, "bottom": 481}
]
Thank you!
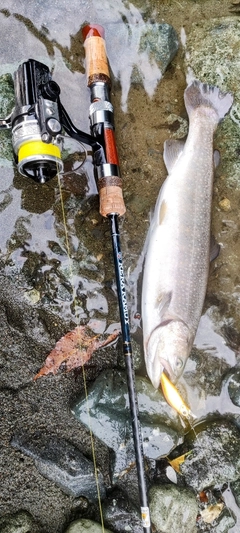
[{"left": 83, "top": 24, "right": 126, "bottom": 217}]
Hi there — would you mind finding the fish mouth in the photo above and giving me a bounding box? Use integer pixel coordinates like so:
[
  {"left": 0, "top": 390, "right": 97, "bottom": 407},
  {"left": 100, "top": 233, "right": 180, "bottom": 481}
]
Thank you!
[
  {"left": 159, "top": 358, "right": 177, "bottom": 384},
  {"left": 147, "top": 358, "right": 164, "bottom": 390}
]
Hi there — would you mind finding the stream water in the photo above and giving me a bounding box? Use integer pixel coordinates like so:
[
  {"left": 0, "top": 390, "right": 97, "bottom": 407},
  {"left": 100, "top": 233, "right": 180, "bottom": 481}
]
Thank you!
[{"left": 0, "top": 1, "right": 240, "bottom": 532}]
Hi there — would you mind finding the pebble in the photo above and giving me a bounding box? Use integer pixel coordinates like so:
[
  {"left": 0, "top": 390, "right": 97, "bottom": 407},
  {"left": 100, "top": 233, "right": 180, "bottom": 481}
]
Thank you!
[
  {"left": 102, "top": 490, "right": 143, "bottom": 533},
  {"left": 223, "top": 367, "right": 240, "bottom": 407},
  {"left": 218, "top": 198, "right": 231, "bottom": 211},
  {"left": 149, "top": 484, "right": 198, "bottom": 533},
  {"left": 64, "top": 518, "right": 113, "bottom": 533},
  {"left": 0, "top": 511, "right": 40, "bottom": 533}
]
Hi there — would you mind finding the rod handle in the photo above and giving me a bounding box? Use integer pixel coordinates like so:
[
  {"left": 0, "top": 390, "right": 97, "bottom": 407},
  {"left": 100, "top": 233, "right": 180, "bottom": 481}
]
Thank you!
[
  {"left": 82, "top": 24, "right": 110, "bottom": 86},
  {"left": 98, "top": 175, "right": 126, "bottom": 217}
]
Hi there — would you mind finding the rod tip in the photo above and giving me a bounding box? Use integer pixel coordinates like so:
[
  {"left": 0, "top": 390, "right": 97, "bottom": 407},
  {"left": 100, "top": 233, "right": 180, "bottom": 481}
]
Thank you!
[{"left": 82, "top": 24, "right": 105, "bottom": 40}]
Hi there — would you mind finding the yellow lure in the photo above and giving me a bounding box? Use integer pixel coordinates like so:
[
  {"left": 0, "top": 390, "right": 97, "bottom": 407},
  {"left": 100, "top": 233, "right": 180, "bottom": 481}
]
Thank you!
[{"left": 160, "top": 372, "right": 195, "bottom": 420}]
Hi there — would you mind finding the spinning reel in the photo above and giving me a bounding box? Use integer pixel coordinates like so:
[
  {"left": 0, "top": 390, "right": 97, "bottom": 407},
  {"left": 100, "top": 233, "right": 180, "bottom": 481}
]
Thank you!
[{"left": 0, "top": 58, "right": 102, "bottom": 183}]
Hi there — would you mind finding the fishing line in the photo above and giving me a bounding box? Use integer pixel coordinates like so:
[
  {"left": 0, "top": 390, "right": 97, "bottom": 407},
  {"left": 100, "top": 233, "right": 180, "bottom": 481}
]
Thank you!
[{"left": 56, "top": 163, "right": 106, "bottom": 532}]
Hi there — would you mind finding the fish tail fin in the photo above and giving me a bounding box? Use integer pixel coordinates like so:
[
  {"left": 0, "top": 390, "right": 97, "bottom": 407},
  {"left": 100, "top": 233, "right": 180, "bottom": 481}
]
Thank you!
[{"left": 184, "top": 80, "right": 233, "bottom": 122}]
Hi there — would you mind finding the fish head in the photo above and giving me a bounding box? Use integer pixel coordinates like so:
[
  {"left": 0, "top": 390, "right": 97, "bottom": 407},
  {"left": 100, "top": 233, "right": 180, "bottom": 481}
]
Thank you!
[{"left": 145, "top": 320, "right": 191, "bottom": 388}]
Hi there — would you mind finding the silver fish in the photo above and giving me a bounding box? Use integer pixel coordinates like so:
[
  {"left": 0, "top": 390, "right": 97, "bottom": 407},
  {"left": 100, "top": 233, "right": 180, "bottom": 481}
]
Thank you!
[{"left": 142, "top": 80, "right": 233, "bottom": 388}]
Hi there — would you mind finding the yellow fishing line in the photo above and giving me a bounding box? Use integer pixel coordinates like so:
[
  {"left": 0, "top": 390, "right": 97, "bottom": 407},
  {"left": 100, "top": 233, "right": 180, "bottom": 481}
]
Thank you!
[{"left": 57, "top": 167, "right": 105, "bottom": 532}]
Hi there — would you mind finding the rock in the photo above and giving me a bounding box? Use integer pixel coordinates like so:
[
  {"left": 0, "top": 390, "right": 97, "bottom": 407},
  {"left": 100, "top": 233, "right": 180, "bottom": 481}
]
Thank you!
[
  {"left": 218, "top": 198, "right": 231, "bottom": 212},
  {"left": 71, "top": 369, "right": 184, "bottom": 480},
  {"left": 102, "top": 490, "right": 143, "bottom": 533},
  {"left": 180, "top": 420, "right": 240, "bottom": 491},
  {"left": 206, "top": 509, "right": 236, "bottom": 533},
  {"left": 139, "top": 23, "right": 178, "bottom": 73},
  {"left": 222, "top": 367, "right": 240, "bottom": 407},
  {"left": 11, "top": 431, "right": 106, "bottom": 501},
  {"left": 64, "top": 518, "right": 113, "bottom": 533},
  {"left": 0, "top": 511, "right": 40, "bottom": 533},
  {"left": 107, "top": 21, "right": 178, "bottom": 110},
  {"left": 0, "top": 73, "right": 15, "bottom": 165},
  {"left": 149, "top": 484, "right": 198, "bottom": 533},
  {"left": 213, "top": 511, "right": 236, "bottom": 533}
]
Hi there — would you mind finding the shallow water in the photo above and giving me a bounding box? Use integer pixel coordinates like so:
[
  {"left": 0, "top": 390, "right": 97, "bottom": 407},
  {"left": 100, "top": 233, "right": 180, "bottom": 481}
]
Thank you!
[{"left": 0, "top": 0, "right": 240, "bottom": 531}]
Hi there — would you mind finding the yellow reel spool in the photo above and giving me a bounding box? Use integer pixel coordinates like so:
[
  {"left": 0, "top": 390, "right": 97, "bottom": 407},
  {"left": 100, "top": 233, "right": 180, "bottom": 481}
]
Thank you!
[
  {"left": 18, "top": 140, "right": 61, "bottom": 161},
  {"left": 18, "top": 140, "right": 63, "bottom": 182}
]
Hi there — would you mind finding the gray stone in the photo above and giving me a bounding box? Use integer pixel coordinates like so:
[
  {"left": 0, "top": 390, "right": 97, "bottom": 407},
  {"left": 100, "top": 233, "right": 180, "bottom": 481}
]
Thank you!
[
  {"left": 149, "top": 484, "right": 198, "bottom": 533},
  {"left": 71, "top": 369, "right": 184, "bottom": 480},
  {"left": 106, "top": 21, "right": 178, "bottom": 110},
  {"left": 64, "top": 518, "right": 113, "bottom": 533},
  {"left": 0, "top": 73, "right": 15, "bottom": 165},
  {"left": 0, "top": 511, "right": 40, "bottom": 533},
  {"left": 11, "top": 431, "right": 105, "bottom": 501},
  {"left": 222, "top": 367, "right": 240, "bottom": 407},
  {"left": 102, "top": 490, "right": 143, "bottom": 533},
  {"left": 139, "top": 23, "right": 178, "bottom": 71},
  {"left": 212, "top": 509, "right": 236, "bottom": 533},
  {"left": 180, "top": 420, "right": 240, "bottom": 492}
]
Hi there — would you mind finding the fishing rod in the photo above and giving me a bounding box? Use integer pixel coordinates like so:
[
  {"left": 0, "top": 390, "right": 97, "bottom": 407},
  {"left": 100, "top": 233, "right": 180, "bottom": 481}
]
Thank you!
[
  {"left": 0, "top": 43, "right": 151, "bottom": 531},
  {"left": 82, "top": 24, "right": 151, "bottom": 532}
]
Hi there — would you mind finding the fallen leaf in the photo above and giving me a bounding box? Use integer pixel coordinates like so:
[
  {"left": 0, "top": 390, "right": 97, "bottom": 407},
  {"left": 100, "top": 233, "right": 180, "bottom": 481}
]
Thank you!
[
  {"left": 34, "top": 326, "right": 119, "bottom": 380},
  {"left": 199, "top": 491, "right": 209, "bottom": 504},
  {"left": 200, "top": 503, "right": 224, "bottom": 524},
  {"left": 168, "top": 451, "right": 192, "bottom": 473}
]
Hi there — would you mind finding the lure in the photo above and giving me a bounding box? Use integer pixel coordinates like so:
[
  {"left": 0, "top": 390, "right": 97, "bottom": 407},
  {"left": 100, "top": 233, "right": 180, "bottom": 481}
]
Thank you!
[{"left": 160, "top": 371, "right": 195, "bottom": 420}]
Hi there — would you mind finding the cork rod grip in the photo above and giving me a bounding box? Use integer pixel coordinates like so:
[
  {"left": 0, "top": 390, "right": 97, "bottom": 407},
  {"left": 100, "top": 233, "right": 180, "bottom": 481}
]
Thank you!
[
  {"left": 83, "top": 24, "right": 110, "bottom": 85},
  {"left": 98, "top": 177, "right": 126, "bottom": 217},
  {"left": 83, "top": 24, "right": 126, "bottom": 217}
]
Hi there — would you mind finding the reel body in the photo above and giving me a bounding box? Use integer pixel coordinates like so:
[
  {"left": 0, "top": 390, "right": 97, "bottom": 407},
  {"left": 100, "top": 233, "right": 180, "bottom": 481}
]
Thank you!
[
  {"left": 0, "top": 58, "right": 101, "bottom": 184},
  {"left": 12, "top": 59, "right": 63, "bottom": 183}
]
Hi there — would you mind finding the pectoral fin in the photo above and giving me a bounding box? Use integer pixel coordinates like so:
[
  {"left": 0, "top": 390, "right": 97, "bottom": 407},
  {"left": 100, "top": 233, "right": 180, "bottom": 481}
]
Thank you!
[
  {"left": 163, "top": 139, "right": 185, "bottom": 173},
  {"left": 210, "top": 235, "right": 220, "bottom": 262}
]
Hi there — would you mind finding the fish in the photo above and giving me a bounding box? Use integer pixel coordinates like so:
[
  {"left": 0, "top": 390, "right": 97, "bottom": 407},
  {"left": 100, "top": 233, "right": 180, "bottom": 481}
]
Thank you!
[{"left": 142, "top": 80, "right": 233, "bottom": 388}]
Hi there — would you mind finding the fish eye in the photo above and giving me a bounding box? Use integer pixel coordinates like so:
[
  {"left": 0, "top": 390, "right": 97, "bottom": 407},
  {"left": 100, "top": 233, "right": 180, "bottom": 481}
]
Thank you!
[{"left": 175, "top": 357, "right": 184, "bottom": 369}]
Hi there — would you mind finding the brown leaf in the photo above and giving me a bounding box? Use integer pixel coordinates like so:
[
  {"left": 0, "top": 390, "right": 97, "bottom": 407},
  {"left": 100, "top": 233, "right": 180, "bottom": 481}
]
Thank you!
[
  {"left": 34, "top": 325, "right": 119, "bottom": 380},
  {"left": 167, "top": 451, "right": 192, "bottom": 473}
]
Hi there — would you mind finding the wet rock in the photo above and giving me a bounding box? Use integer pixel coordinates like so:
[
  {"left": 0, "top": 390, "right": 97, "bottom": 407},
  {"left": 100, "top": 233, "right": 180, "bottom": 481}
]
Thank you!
[
  {"left": 222, "top": 367, "right": 240, "bottom": 407},
  {"left": 0, "top": 73, "right": 15, "bottom": 165},
  {"left": 0, "top": 510, "right": 40, "bottom": 533},
  {"left": 11, "top": 431, "right": 106, "bottom": 501},
  {"left": 201, "top": 508, "right": 236, "bottom": 533},
  {"left": 139, "top": 22, "right": 178, "bottom": 73},
  {"left": 71, "top": 369, "right": 184, "bottom": 480},
  {"left": 180, "top": 420, "right": 240, "bottom": 492},
  {"left": 231, "top": 478, "right": 240, "bottom": 508},
  {"left": 149, "top": 484, "right": 198, "bottom": 533},
  {"left": 64, "top": 518, "right": 113, "bottom": 533},
  {"left": 129, "top": 22, "right": 178, "bottom": 86},
  {"left": 102, "top": 490, "right": 143, "bottom": 533},
  {"left": 107, "top": 21, "right": 178, "bottom": 110}
]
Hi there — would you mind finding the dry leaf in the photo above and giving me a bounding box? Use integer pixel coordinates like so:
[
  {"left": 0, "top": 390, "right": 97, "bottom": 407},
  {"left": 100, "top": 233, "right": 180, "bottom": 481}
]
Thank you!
[
  {"left": 34, "top": 325, "right": 119, "bottom": 380},
  {"left": 200, "top": 503, "right": 224, "bottom": 524},
  {"left": 199, "top": 491, "right": 209, "bottom": 504},
  {"left": 168, "top": 451, "right": 192, "bottom": 473}
]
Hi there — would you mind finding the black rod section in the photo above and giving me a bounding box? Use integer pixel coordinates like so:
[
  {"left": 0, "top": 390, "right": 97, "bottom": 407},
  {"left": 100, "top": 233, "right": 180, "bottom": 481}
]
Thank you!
[{"left": 109, "top": 213, "right": 151, "bottom": 533}]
